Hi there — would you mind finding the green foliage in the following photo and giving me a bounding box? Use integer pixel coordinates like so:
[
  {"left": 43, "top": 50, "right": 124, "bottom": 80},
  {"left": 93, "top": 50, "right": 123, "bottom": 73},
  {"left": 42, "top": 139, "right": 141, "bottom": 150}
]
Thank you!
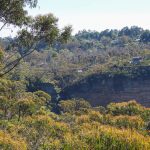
[
  {"left": 0, "top": 79, "right": 150, "bottom": 150},
  {"left": 107, "top": 100, "right": 150, "bottom": 122},
  {"left": 0, "top": 130, "right": 27, "bottom": 150},
  {"left": 110, "top": 115, "right": 145, "bottom": 130},
  {"left": 0, "top": 79, "right": 52, "bottom": 120},
  {"left": 140, "top": 30, "right": 150, "bottom": 43},
  {"left": 107, "top": 100, "right": 143, "bottom": 116},
  {"left": 15, "top": 98, "right": 36, "bottom": 120},
  {"left": 78, "top": 123, "right": 150, "bottom": 150},
  {"left": 0, "top": 5, "right": 72, "bottom": 77},
  {"left": 0, "top": 47, "right": 3, "bottom": 62},
  {"left": 16, "top": 13, "right": 72, "bottom": 55},
  {"left": 59, "top": 26, "right": 72, "bottom": 43},
  {"left": 0, "top": 0, "right": 37, "bottom": 27},
  {"left": 1, "top": 1, "right": 150, "bottom": 149},
  {"left": 34, "top": 90, "right": 51, "bottom": 102},
  {"left": 59, "top": 99, "right": 91, "bottom": 113}
]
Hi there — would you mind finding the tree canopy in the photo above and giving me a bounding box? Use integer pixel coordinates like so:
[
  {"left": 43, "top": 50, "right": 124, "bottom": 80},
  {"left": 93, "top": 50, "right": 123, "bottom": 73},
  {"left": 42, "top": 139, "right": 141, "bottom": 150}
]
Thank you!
[
  {"left": 0, "top": 0, "right": 38, "bottom": 31},
  {"left": 0, "top": 1, "right": 72, "bottom": 76}
]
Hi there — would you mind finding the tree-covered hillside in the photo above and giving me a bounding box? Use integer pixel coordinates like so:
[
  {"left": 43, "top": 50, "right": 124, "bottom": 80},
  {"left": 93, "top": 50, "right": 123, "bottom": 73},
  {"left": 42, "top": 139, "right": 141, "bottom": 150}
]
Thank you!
[{"left": 1, "top": 26, "right": 150, "bottom": 87}]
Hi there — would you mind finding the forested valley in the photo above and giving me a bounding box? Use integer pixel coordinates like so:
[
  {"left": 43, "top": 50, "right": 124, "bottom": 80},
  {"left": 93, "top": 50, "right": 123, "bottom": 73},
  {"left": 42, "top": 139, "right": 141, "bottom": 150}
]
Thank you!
[{"left": 0, "top": 0, "right": 150, "bottom": 149}]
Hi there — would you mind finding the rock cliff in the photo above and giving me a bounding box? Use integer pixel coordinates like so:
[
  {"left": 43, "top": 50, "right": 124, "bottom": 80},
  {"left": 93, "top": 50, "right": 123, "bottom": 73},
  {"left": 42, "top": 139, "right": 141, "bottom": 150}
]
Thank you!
[{"left": 60, "top": 71, "right": 150, "bottom": 107}]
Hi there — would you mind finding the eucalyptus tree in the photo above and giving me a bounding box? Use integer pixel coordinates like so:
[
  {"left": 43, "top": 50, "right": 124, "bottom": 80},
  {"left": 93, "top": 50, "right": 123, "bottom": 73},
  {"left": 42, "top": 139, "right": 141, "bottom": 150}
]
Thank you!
[
  {"left": 0, "top": 0, "right": 38, "bottom": 31},
  {"left": 0, "top": 1, "right": 72, "bottom": 77}
]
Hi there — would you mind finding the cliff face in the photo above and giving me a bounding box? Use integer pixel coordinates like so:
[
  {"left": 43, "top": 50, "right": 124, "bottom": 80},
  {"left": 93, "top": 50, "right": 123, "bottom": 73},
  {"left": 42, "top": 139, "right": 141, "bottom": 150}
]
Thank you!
[
  {"left": 27, "top": 82, "right": 58, "bottom": 102},
  {"left": 60, "top": 74, "right": 150, "bottom": 107}
]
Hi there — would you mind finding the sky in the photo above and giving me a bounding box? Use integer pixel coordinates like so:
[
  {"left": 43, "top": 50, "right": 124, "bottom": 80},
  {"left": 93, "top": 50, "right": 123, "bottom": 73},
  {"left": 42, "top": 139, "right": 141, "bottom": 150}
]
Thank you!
[{"left": 0, "top": 0, "right": 150, "bottom": 37}]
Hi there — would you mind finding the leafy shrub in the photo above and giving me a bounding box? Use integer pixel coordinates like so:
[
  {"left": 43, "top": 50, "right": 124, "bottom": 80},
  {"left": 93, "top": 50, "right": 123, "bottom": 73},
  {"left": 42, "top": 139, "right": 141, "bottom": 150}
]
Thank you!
[
  {"left": 59, "top": 99, "right": 91, "bottom": 113},
  {"left": 110, "top": 115, "right": 145, "bottom": 129},
  {"left": 107, "top": 100, "right": 144, "bottom": 116},
  {"left": 0, "top": 130, "right": 27, "bottom": 150},
  {"left": 78, "top": 123, "right": 150, "bottom": 150}
]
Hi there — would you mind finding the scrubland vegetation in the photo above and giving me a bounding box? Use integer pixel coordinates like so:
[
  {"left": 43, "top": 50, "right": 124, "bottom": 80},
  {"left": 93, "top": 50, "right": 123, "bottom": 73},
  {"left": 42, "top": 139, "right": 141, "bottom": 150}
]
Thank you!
[{"left": 0, "top": 77, "right": 150, "bottom": 150}]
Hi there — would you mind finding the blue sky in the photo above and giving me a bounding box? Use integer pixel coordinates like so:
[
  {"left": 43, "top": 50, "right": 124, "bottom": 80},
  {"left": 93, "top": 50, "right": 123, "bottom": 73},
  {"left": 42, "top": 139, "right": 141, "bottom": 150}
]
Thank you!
[{"left": 1, "top": 0, "right": 150, "bottom": 37}]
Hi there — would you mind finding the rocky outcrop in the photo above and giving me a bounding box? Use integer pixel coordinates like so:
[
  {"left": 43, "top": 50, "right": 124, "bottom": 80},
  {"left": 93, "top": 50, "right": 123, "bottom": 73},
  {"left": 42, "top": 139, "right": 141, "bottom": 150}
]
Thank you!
[
  {"left": 60, "top": 73, "right": 150, "bottom": 107},
  {"left": 28, "top": 66, "right": 150, "bottom": 107}
]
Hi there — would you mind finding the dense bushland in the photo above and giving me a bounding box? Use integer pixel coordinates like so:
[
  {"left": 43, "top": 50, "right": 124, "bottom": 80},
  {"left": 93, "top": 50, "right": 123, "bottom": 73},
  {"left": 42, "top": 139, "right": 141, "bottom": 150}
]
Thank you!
[{"left": 0, "top": 78, "right": 150, "bottom": 150}]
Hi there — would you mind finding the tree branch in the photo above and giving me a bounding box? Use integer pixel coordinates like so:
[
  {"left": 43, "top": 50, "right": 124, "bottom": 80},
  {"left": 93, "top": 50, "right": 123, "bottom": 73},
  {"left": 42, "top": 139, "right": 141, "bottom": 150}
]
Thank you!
[
  {"left": 0, "top": 48, "right": 35, "bottom": 77},
  {"left": 0, "top": 22, "right": 7, "bottom": 32}
]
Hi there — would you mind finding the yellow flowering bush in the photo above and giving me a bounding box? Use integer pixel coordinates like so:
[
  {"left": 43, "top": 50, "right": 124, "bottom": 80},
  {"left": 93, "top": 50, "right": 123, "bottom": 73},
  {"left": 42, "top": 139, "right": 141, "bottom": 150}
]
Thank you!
[{"left": 0, "top": 130, "right": 27, "bottom": 150}]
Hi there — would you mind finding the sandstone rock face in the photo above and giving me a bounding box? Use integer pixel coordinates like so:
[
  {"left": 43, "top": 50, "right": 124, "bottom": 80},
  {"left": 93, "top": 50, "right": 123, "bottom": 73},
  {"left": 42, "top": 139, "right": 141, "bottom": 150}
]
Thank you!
[
  {"left": 61, "top": 74, "right": 150, "bottom": 107},
  {"left": 27, "top": 82, "right": 57, "bottom": 102}
]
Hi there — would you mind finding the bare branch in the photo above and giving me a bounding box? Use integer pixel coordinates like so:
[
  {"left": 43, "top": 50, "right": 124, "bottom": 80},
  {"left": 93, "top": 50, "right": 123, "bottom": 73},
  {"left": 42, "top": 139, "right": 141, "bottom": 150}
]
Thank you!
[
  {"left": 0, "top": 22, "right": 7, "bottom": 32},
  {"left": 0, "top": 48, "right": 35, "bottom": 77}
]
